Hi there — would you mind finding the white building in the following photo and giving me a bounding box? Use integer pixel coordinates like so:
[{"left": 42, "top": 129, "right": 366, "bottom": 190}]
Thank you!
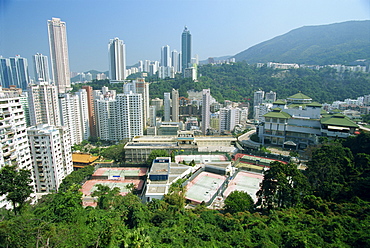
[
  {"left": 202, "top": 89, "right": 211, "bottom": 134},
  {"left": 58, "top": 90, "right": 90, "bottom": 145},
  {"left": 161, "top": 45, "right": 171, "bottom": 67},
  {"left": 164, "top": 92, "right": 171, "bottom": 122},
  {"left": 47, "top": 17, "right": 71, "bottom": 93},
  {"left": 172, "top": 89, "right": 179, "bottom": 122},
  {"left": 219, "top": 107, "right": 240, "bottom": 133},
  {"left": 33, "top": 53, "right": 50, "bottom": 83},
  {"left": 258, "top": 93, "right": 323, "bottom": 149},
  {"left": 158, "top": 66, "right": 175, "bottom": 79},
  {"left": 108, "top": 37, "right": 126, "bottom": 81},
  {"left": 0, "top": 87, "right": 35, "bottom": 208},
  {"left": 253, "top": 90, "right": 264, "bottom": 108},
  {"left": 28, "top": 124, "right": 73, "bottom": 193},
  {"left": 27, "top": 82, "right": 61, "bottom": 127},
  {"left": 95, "top": 92, "right": 143, "bottom": 141}
]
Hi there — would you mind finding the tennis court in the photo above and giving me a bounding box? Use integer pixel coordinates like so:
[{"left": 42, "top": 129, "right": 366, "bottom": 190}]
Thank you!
[
  {"left": 185, "top": 171, "right": 226, "bottom": 204},
  {"left": 223, "top": 171, "right": 263, "bottom": 202},
  {"left": 81, "top": 179, "right": 144, "bottom": 196},
  {"left": 93, "top": 167, "right": 148, "bottom": 177}
]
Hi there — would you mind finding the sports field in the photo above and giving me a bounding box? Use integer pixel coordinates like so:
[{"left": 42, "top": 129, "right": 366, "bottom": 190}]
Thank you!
[
  {"left": 223, "top": 171, "right": 263, "bottom": 202},
  {"left": 175, "top": 154, "right": 228, "bottom": 164},
  {"left": 185, "top": 171, "right": 226, "bottom": 204}
]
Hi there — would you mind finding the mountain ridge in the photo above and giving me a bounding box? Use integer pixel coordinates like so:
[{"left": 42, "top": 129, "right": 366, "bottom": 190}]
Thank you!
[{"left": 233, "top": 20, "right": 370, "bottom": 65}]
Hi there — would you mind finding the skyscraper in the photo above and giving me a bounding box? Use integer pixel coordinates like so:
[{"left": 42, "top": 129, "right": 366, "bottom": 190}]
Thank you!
[
  {"left": 47, "top": 17, "right": 71, "bottom": 93},
  {"left": 202, "top": 89, "right": 211, "bottom": 135},
  {"left": 9, "top": 55, "right": 30, "bottom": 90},
  {"left": 0, "top": 56, "right": 30, "bottom": 89},
  {"left": 171, "top": 89, "right": 179, "bottom": 122},
  {"left": 108, "top": 37, "right": 126, "bottom": 81},
  {"left": 33, "top": 53, "right": 50, "bottom": 83},
  {"left": 164, "top": 92, "right": 171, "bottom": 122},
  {"left": 161, "top": 45, "right": 171, "bottom": 67},
  {"left": 181, "top": 26, "right": 191, "bottom": 73},
  {"left": 171, "top": 50, "right": 180, "bottom": 73}
]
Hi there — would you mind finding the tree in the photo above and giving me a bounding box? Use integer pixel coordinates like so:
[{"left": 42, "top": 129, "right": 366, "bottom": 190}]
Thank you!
[
  {"left": 224, "top": 191, "right": 254, "bottom": 214},
  {"left": 305, "top": 144, "right": 355, "bottom": 201},
  {"left": 0, "top": 165, "right": 33, "bottom": 214},
  {"left": 256, "top": 162, "right": 308, "bottom": 210},
  {"left": 146, "top": 150, "right": 170, "bottom": 166},
  {"left": 101, "top": 142, "right": 126, "bottom": 164},
  {"left": 91, "top": 184, "right": 121, "bottom": 210}
]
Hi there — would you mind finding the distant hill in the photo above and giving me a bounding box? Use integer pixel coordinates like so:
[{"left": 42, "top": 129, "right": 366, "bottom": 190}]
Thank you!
[{"left": 233, "top": 20, "right": 370, "bottom": 65}]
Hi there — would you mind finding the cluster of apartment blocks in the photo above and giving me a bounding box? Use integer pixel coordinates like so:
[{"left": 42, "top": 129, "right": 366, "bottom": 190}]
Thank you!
[
  {"left": 0, "top": 86, "right": 75, "bottom": 208},
  {"left": 256, "top": 60, "right": 370, "bottom": 73}
]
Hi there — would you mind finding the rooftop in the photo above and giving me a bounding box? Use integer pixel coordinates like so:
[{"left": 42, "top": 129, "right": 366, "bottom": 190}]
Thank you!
[
  {"left": 263, "top": 108, "right": 291, "bottom": 119},
  {"left": 72, "top": 153, "right": 99, "bottom": 164},
  {"left": 321, "top": 114, "right": 358, "bottom": 128},
  {"left": 287, "top": 92, "right": 312, "bottom": 100}
]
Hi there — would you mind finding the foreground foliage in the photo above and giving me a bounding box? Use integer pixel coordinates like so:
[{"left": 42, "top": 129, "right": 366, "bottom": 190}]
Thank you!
[{"left": 0, "top": 133, "right": 369, "bottom": 247}]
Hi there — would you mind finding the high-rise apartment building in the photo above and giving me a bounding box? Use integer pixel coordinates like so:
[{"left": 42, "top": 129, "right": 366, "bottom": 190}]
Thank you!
[
  {"left": 134, "top": 78, "right": 150, "bottom": 129},
  {"left": 28, "top": 124, "right": 73, "bottom": 193},
  {"left": 164, "top": 92, "right": 171, "bottom": 122},
  {"left": 9, "top": 56, "right": 30, "bottom": 90},
  {"left": 33, "top": 53, "right": 50, "bottom": 83},
  {"left": 201, "top": 89, "right": 211, "bottom": 135},
  {"left": 47, "top": 17, "right": 71, "bottom": 93},
  {"left": 95, "top": 92, "right": 143, "bottom": 141},
  {"left": 172, "top": 89, "right": 179, "bottom": 122},
  {"left": 0, "top": 87, "right": 34, "bottom": 208},
  {"left": 58, "top": 91, "right": 89, "bottom": 145},
  {"left": 265, "top": 91, "right": 277, "bottom": 102},
  {"left": 219, "top": 107, "right": 240, "bottom": 133},
  {"left": 27, "top": 82, "right": 61, "bottom": 127},
  {"left": 0, "top": 56, "right": 30, "bottom": 90},
  {"left": 171, "top": 50, "right": 180, "bottom": 73},
  {"left": 108, "top": 37, "right": 126, "bottom": 81},
  {"left": 82, "top": 86, "right": 96, "bottom": 137},
  {"left": 253, "top": 90, "right": 265, "bottom": 107},
  {"left": 0, "top": 57, "right": 11, "bottom": 88},
  {"left": 161, "top": 45, "right": 171, "bottom": 67},
  {"left": 181, "top": 26, "right": 191, "bottom": 73}
]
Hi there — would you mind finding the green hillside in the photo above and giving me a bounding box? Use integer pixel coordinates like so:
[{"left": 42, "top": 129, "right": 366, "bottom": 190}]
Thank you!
[
  {"left": 149, "top": 62, "right": 370, "bottom": 104},
  {"left": 233, "top": 20, "right": 370, "bottom": 65}
]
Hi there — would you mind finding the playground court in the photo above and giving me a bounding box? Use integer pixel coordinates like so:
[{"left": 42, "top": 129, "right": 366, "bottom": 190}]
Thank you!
[
  {"left": 185, "top": 171, "right": 226, "bottom": 204},
  {"left": 223, "top": 171, "right": 263, "bottom": 203}
]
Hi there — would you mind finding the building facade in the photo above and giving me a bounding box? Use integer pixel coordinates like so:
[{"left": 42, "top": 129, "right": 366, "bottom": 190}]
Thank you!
[
  {"left": 27, "top": 82, "right": 61, "bottom": 127},
  {"left": 28, "top": 124, "right": 73, "bottom": 193},
  {"left": 201, "top": 89, "right": 211, "bottom": 135},
  {"left": 47, "top": 17, "right": 71, "bottom": 93},
  {"left": 33, "top": 53, "right": 50, "bottom": 83},
  {"left": 0, "top": 87, "right": 34, "bottom": 208},
  {"left": 108, "top": 37, "right": 126, "bottom": 81},
  {"left": 181, "top": 26, "right": 191, "bottom": 73}
]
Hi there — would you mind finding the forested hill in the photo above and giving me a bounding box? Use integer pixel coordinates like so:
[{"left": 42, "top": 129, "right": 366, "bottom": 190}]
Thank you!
[
  {"left": 150, "top": 62, "right": 370, "bottom": 104},
  {"left": 233, "top": 20, "right": 370, "bottom": 65}
]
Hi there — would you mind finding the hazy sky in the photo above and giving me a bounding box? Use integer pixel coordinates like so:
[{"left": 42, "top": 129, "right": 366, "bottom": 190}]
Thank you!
[{"left": 1, "top": 0, "right": 369, "bottom": 74}]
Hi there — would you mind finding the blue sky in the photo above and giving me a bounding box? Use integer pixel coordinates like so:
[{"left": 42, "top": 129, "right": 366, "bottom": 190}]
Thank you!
[{"left": 1, "top": 0, "right": 369, "bottom": 74}]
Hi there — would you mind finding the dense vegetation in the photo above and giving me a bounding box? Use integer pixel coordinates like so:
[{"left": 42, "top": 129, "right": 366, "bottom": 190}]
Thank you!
[
  {"left": 233, "top": 20, "right": 370, "bottom": 65},
  {"left": 0, "top": 133, "right": 369, "bottom": 247},
  {"left": 150, "top": 62, "right": 370, "bottom": 104}
]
